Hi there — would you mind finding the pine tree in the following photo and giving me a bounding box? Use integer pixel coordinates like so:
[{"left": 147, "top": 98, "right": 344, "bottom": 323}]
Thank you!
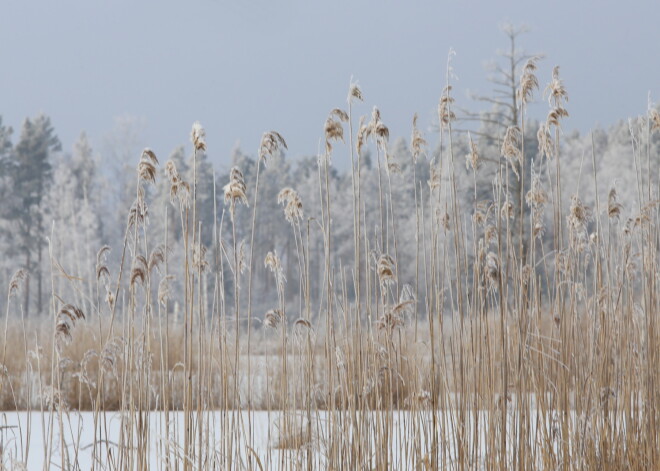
[{"left": 0, "top": 114, "right": 61, "bottom": 316}]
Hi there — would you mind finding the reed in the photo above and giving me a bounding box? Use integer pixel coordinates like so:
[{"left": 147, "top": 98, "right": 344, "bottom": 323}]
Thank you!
[{"left": 0, "top": 67, "right": 658, "bottom": 471}]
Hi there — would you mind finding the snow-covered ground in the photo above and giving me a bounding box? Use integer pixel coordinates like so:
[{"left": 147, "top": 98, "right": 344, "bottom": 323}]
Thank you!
[
  {"left": 1, "top": 406, "right": 566, "bottom": 470},
  {"left": 0, "top": 409, "right": 448, "bottom": 469}
]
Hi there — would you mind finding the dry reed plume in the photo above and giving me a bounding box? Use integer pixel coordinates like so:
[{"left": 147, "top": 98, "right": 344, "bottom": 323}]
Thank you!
[{"left": 0, "top": 61, "right": 658, "bottom": 471}]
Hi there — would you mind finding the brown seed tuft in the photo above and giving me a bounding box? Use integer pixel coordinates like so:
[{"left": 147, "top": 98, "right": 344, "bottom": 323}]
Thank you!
[
  {"left": 223, "top": 167, "right": 248, "bottom": 219},
  {"left": 568, "top": 195, "right": 591, "bottom": 229},
  {"left": 501, "top": 126, "right": 523, "bottom": 180},
  {"left": 526, "top": 174, "right": 548, "bottom": 208},
  {"left": 264, "top": 309, "right": 284, "bottom": 329},
  {"left": 130, "top": 255, "right": 148, "bottom": 287},
  {"left": 517, "top": 57, "right": 540, "bottom": 106},
  {"left": 410, "top": 113, "right": 427, "bottom": 163},
  {"left": 193, "top": 243, "right": 209, "bottom": 273},
  {"left": 165, "top": 160, "right": 191, "bottom": 209},
  {"left": 277, "top": 187, "right": 304, "bottom": 225},
  {"left": 485, "top": 252, "right": 500, "bottom": 287},
  {"left": 158, "top": 275, "right": 174, "bottom": 307},
  {"left": 190, "top": 121, "right": 207, "bottom": 151},
  {"left": 547, "top": 106, "right": 569, "bottom": 128},
  {"left": 96, "top": 265, "right": 110, "bottom": 285},
  {"left": 608, "top": 187, "right": 623, "bottom": 220},
  {"left": 465, "top": 132, "right": 480, "bottom": 171},
  {"left": 348, "top": 81, "right": 364, "bottom": 103},
  {"left": 100, "top": 336, "right": 125, "bottom": 376},
  {"left": 368, "top": 107, "right": 390, "bottom": 150},
  {"left": 55, "top": 303, "right": 86, "bottom": 353},
  {"left": 545, "top": 66, "right": 569, "bottom": 105},
  {"left": 537, "top": 122, "right": 553, "bottom": 160},
  {"left": 650, "top": 109, "right": 660, "bottom": 133},
  {"left": 376, "top": 254, "right": 396, "bottom": 289},
  {"left": 259, "top": 131, "right": 287, "bottom": 166},
  {"left": 137, "top": 148, "right": 158, "bottom": 185},
  {"left": 148, "top": 244, "right": 167, "bottom": 274},
  {"left": 356, "top": 116, "right": 368, "bottom": 156},
  {"left": 105, "top": 288, "right": 115, "bottom": 311},
  {"left": 265, "top": 251, "right": 286, "bottom": 292},
  {"left": 8, "top": 269, "right": 28, "bottom": 299},
  {"left": 501, "top": 200, "right": 515, "bottom": 220},
  {"left": 128, "top": 195, "right": 148, "bottom": 229},
  {"left": 438, "top": 86, "right": 456, "bottom": 128},
  {"left": 323, "top": 109, "right": 348, "bottom": 158},
  {"left": 544, "top": 66, "right": 569, "bottom": 129}
]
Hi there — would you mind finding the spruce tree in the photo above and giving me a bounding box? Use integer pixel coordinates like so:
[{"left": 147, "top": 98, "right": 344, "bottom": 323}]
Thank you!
[{"left": 1, "top": 114, "right": 61, "bottom": 316}]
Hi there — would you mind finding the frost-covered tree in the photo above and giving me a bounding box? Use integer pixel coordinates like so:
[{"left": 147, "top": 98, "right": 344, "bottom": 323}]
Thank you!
[
  {"left": 0, "top": 117, "right": 15, "bottom": 314},
  {"left": 99, "top": 115, "right": 147, "bottom": 250},
  {"left": 186, "top": 146, "right": 217, "bottom": 249},
  {"left": 46, "top": 133, "right": 102, "bottom": 316},
  {"left": 0, "top": 114, "right": 61, "bottom": 316}
]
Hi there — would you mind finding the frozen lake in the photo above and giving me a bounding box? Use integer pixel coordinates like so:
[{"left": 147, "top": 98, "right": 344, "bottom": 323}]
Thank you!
[{"left": 0, "top": 406, "right": 573, "bottom": 470}]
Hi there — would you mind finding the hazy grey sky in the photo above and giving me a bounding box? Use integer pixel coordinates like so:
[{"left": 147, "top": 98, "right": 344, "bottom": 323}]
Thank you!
[{"left": 1, "top": 0, "right": 659, "bottom": 169}]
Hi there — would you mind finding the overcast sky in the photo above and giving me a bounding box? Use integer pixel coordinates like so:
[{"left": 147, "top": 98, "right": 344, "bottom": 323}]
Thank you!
[{"left": 1, "top": 0, "right": 658, "bottom": 170}]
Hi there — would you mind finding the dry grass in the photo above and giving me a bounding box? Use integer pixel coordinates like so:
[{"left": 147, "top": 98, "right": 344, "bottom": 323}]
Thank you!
[{"left": 0, "top": 70, "right": 659, "bottom": 470}]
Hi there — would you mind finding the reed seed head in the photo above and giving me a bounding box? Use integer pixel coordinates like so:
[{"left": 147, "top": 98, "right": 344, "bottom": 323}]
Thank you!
[
  {"left": 526, "top": 174, "right": 548, "bottom": 208},
  {"left": 193, "top": 243, "right": 209, "bottom": 273},
  {"left": 137, "top": 148, "right": 158, "bottom": 185},
  {"left": 356, "top": 116, "right": 368, "bottom": 156},
  {"left": 518, "top": 57, "right": 540, "bottom": 106},
  {"left": 368, "top": 107, "right": 390, "bottom": 150},
  {"left": 237, "top": 240, "right": 247, "bottom": 275},
  {"left": 277, "top": 187, "right": 304, "bottom": 225},
  {"left": 376, "top": 254, "right": 396, "bottom": 289},
  {"left": 148, "top": 244, "right": 167, "bottom": 274},
  {"left": 8, "top": 268, "right": 28, "bottom": 299},
  {"left": 96, "top": 263, "right": 110, "bottom": 286},
  {"left": 105, "top": 288, "right": 115, "bottom": 311},
  {"left": 472, "top": 200, "right": 491, "bottom": 226},
  {"left": 485, "top": 252, "right": 500, "bottom": 286},
  {"left": 440, "top": 211, "right": 451, "bottom": 230},
  {"left": 223, "top": 167, "right": 248, "bottom": 219},
  {"left": 348, "top": 81, "right": 364, "bottom": 104},
  {"left": 608, "top": 187, "right": 623, "bottom": 220},
  {"left": 545, "top": 66, "right": 569, "bottom": 105},
  {"left": 568, "top": 195, "right": 591, "bottom": 229},
  {"left": 650, "top": 108, "right": 660, "bottom": 133},
  {"left": 259, "top": 131, "right": 287, "bottom": 166},
  {"left": 100, "top": 336, "right": 125, "bottom": 376},
  {"left": 438, "top": 86, "right": 456, "bottom": 128},
  {"left": 264, "top": 309, "right": 284, "bottom": 329},
  {"left": 130, "top": 255, "right": 148, "bottom": 288},
  {"left": 128, "top": 196, "right": 149, "bottom": 229},
  {"left": 55, "top": 303, "right": 86, "bottom": 353},
  {"left": 501, "top": 126, "right": 523, "bottom": 180},
  {"left": 324, "top": 109, "right": 348, "bottom": 156},
  {"left": 190, "top": 121, "right": 207, "bottom": 151},
  {"left": 501, "top": 200, "right": 515, "bottom": 220},
  {"left": 547, "top": 106, "right": 569, "bottom": 128},
  {"left": 428, "top": 166, "right": 441, "bottom": 191},
  {"left": 465, "top": 132, "right": 480, "bottom": 171},
  {"left": 537, "top": 122, "right": 553, "bottom": 159},
  {"left": 165, "top": 160, "right": 192, "bottom": 209},
  {"left": 410, "top": 113, "right": 427, "bottom": 163},
  {"left": 265, "top": 250, "right": 286, "bottom": 291},
  {"left": 158, "top": 275, "right": 174, "bottom": 307}
]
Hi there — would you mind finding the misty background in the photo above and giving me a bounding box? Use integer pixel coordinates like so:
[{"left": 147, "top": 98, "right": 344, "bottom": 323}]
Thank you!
[
  {"left": 0, "top": 0, "right": 659, "bottom": 320},
  {"left": 2, "top": 0, "right": 659, "bottom": 166}
]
